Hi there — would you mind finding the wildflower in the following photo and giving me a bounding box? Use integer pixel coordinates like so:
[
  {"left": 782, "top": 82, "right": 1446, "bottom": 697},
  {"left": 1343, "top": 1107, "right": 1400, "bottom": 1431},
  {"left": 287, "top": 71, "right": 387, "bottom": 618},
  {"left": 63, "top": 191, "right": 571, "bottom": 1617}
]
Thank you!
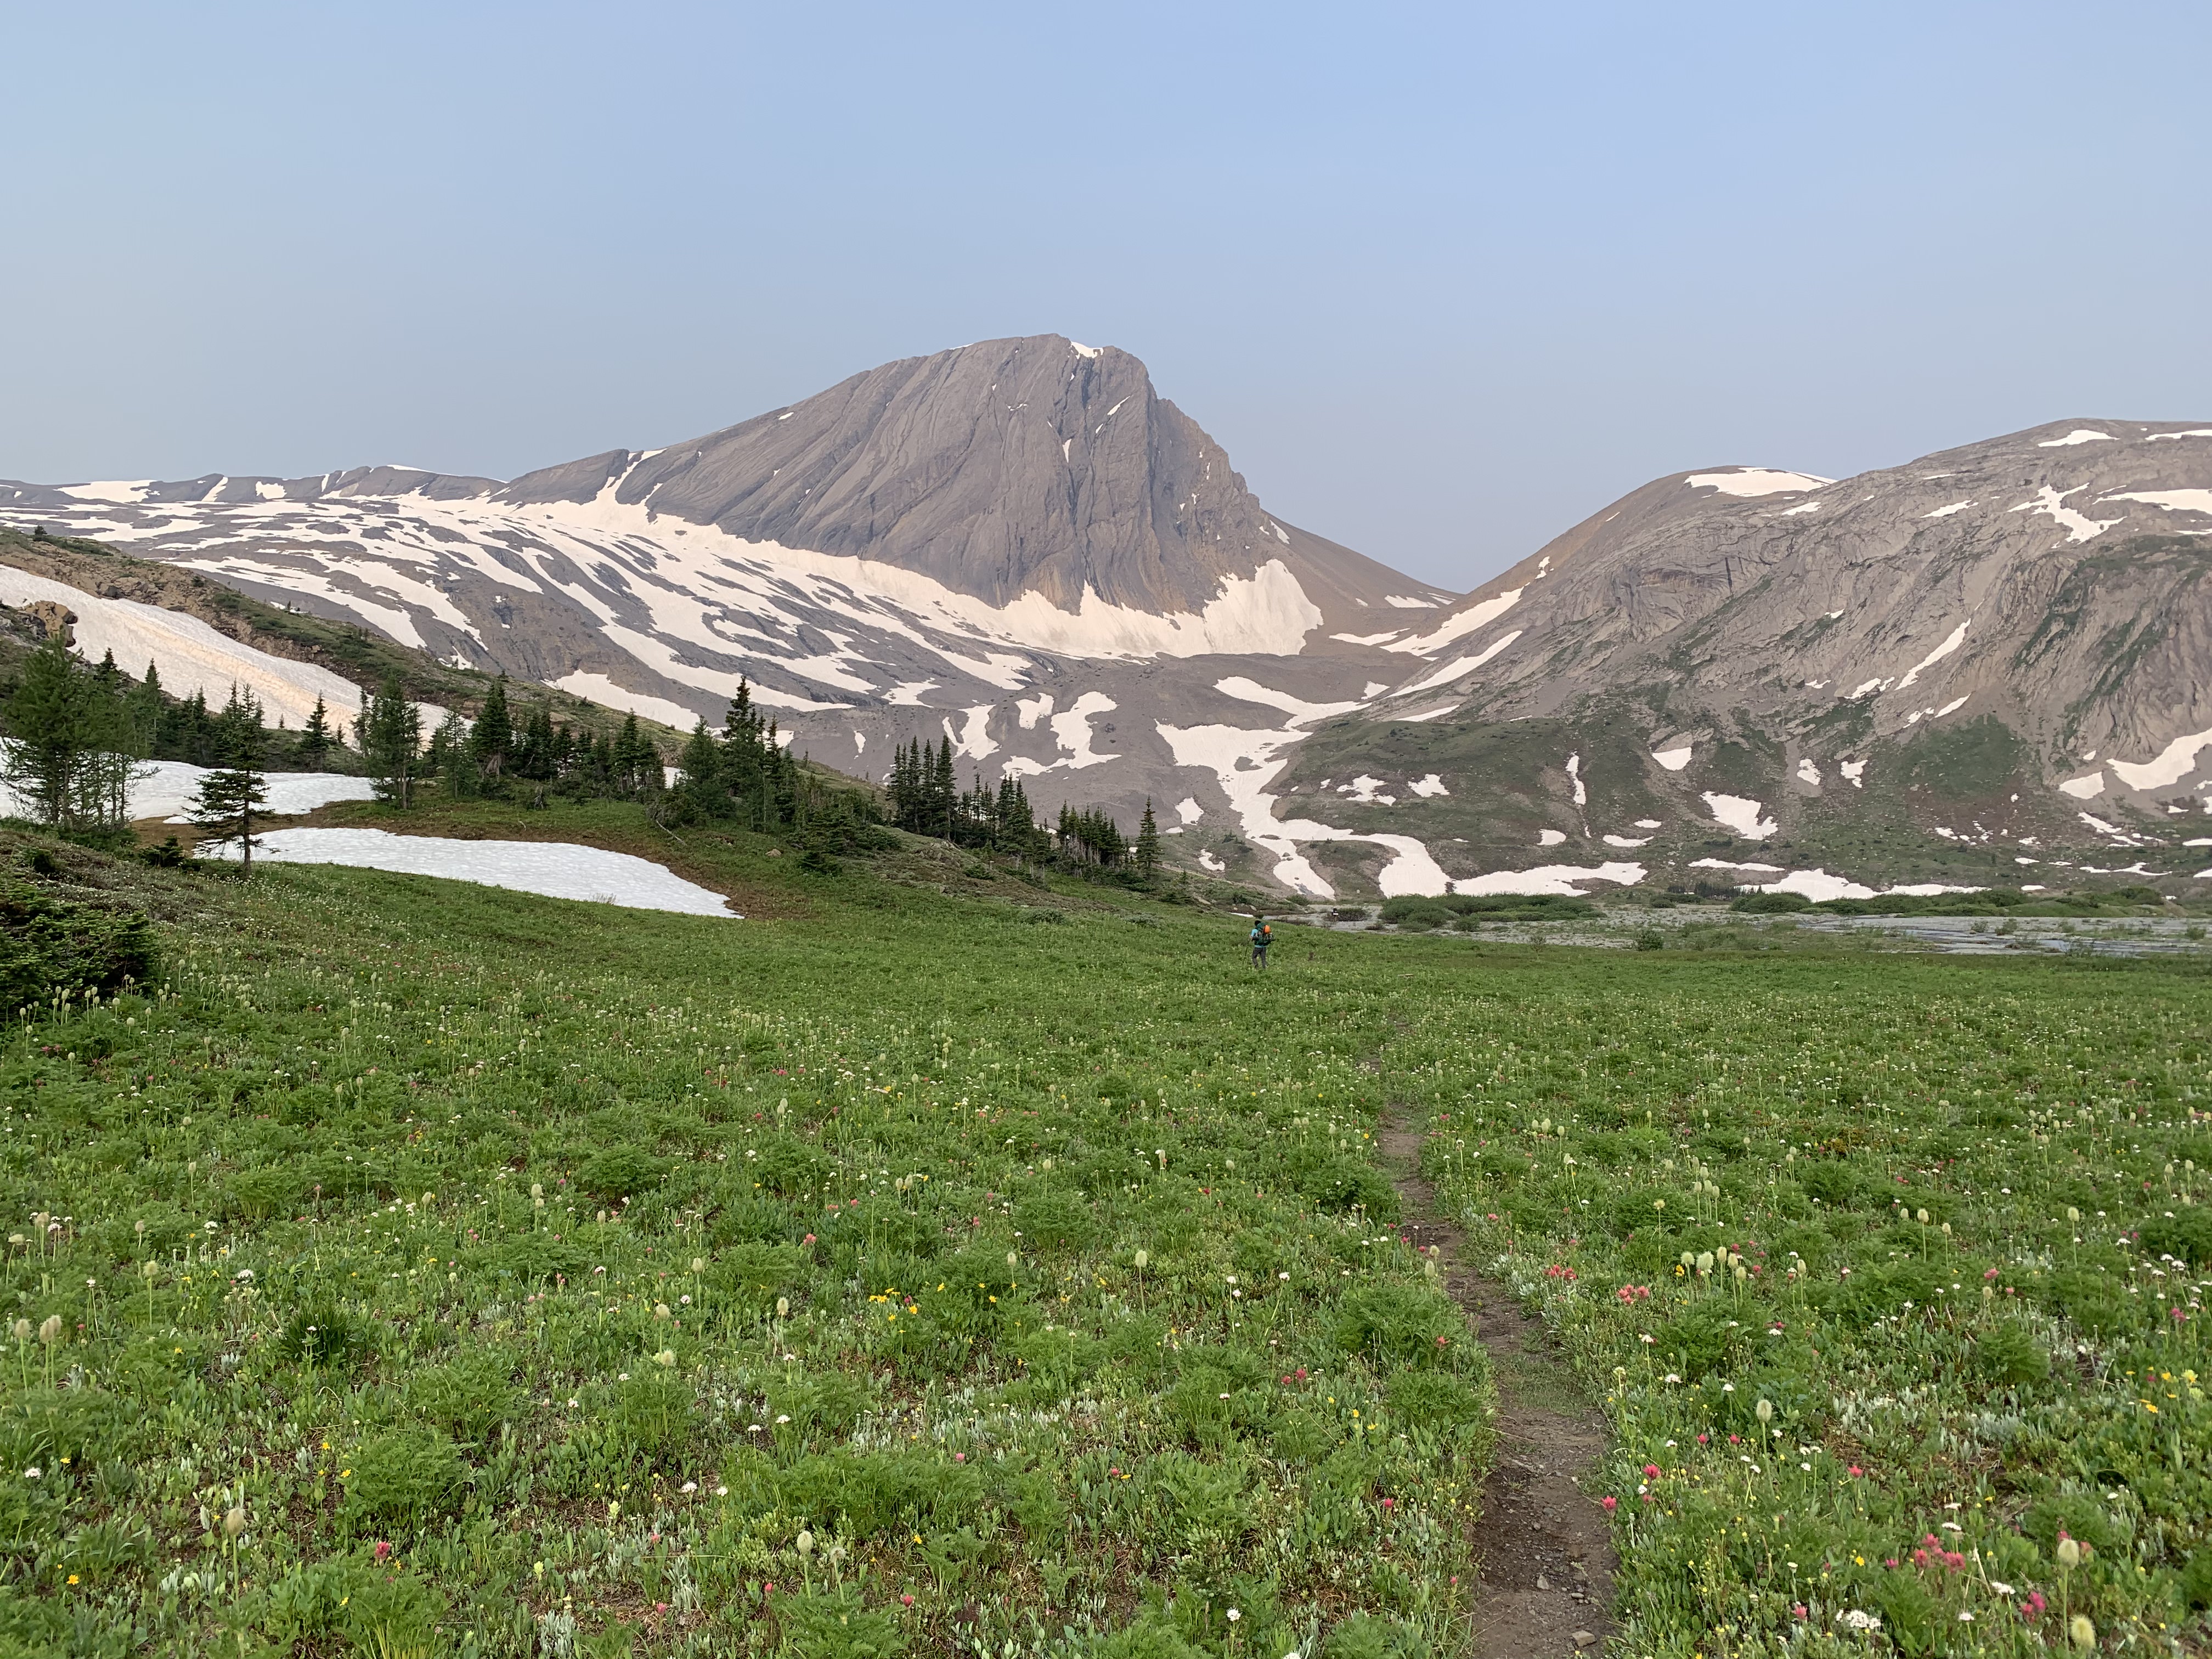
[
  {"left": 1643, "top": 1464, "right": 1660, "bottom": 1480},
  {"left": 901, "top": 1594, "right": 915, "bottom": 1606},
  {"left": 1601, "top": 1496, "right": 1617, "bottom": 1512},
  {"left": 373, "top": 1541, "right": 392, "bottom": 1563},
  {"left": 2056, "top": 1537, "right": 2081, "bottom": 1568},
  {"left": 2069, "top": 1614, "right": 2095, "bottom": 1649}
]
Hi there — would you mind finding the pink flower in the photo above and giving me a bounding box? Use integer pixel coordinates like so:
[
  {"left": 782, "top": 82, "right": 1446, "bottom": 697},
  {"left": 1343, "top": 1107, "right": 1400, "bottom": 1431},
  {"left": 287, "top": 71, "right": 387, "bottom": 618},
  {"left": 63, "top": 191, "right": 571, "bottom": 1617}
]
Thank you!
[
  {"left": 1848, "top": 1464, "right": 1864, "bottom": 1477},
  {"left": 1792, "top": 1604, "right": 1808, "bottom": 1621},
  {"left": 1380, "top": 1497, "right": 1395, "bottom": 1510},
  {"left": 1696, "top": 1434, "right": 1709, "bottom": 1444},
  {"left": 1984, "top": 1267, "right": 2000, "bottom": 1280},
  {"left": 1643, "top": 1463, "right": 1661, "bottom": 1480},
  {"left": 953, "top": 1452, "right": 966, "bottom": 1462},
  {"left": 901, "top": 1594, "right": 915, "bottom": 1607},
  {"left": 1601, "top": 1496, "right": 1617, "bottom": 1512},
  {"left": 373, "top": 1541, "right": 392, "bottom": 1563}
]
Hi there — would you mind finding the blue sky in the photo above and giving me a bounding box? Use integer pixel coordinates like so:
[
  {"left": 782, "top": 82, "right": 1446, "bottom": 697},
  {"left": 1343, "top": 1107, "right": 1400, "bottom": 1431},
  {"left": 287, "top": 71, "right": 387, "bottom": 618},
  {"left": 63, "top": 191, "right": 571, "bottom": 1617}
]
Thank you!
[{"left": 7, "top": 2, "right": 2208, "bottom": 588}]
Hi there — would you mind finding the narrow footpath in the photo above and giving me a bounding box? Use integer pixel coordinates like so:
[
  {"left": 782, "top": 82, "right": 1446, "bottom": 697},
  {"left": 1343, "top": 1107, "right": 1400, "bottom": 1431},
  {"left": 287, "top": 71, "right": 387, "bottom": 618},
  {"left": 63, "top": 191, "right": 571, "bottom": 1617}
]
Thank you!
[{"left": 1378, "top": 1109, "right": 1619, "bottom": 1658}]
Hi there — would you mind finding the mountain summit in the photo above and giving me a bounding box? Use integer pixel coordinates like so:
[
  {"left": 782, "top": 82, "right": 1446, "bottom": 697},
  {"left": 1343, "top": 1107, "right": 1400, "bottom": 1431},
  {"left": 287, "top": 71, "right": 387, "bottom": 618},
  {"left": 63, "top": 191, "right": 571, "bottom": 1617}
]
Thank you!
[{"left": 494, "top": 335, "right": 1421, "bottom": 629}]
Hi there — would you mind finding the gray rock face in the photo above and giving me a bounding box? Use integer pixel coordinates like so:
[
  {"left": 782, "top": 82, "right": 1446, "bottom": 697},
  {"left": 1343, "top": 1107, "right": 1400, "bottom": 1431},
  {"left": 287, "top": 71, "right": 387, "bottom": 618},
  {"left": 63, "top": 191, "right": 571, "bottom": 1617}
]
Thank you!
[
  {"left": 494, "top": 336, "right": 1427, "bottom": 625},
  {"left": 1365, "top": 426, "right": 2212, "bottom": 787}
]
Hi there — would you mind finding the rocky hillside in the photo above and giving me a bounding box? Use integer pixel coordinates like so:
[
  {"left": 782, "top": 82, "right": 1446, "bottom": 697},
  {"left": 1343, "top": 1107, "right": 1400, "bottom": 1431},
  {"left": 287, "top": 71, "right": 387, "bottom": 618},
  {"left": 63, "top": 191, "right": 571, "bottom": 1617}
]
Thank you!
[{"left": 1260, "top": 424, "right": 2212, "bottom": 899}]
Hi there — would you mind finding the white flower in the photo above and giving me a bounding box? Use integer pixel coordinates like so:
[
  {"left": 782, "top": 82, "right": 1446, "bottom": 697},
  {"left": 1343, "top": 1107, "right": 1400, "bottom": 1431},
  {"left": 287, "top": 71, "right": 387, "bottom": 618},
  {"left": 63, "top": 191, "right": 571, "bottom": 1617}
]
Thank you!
[
  {"left": 1957, "top": 1611, "right": 1974, "bottom": 1622},
  {"left": 776, "top": 1414, "right": 791, "bottom": 1424},
  {"left": 1841, "top": 1610, "right": 1882, "bottom": 1632},
  {"left": 22, "top": 1468, "right": 39, "bottom": 1480},
  {"left": 680, "top": 1481, "right": 697, "bottom": 1493},
  {"left": 1227, "top": 1610, "right": 1242, "bottom": 1623},
  {"left": 1991, "top": 1582, "right": 2014, "bottom": 1596}
]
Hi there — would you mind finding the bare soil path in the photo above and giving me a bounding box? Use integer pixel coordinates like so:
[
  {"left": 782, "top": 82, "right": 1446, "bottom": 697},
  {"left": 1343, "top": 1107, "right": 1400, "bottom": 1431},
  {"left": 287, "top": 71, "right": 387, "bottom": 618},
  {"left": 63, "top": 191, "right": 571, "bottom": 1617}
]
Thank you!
[{"left": 1378, "top": 1110, "right": 1619, "bottom": 1657}]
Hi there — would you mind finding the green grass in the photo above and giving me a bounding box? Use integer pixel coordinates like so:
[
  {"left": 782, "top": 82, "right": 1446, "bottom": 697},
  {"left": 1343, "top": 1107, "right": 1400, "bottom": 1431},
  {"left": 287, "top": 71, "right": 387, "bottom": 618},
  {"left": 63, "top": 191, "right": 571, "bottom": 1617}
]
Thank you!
[{"left": 3, "top": 819, "right": 2210, "bottom": 1656}]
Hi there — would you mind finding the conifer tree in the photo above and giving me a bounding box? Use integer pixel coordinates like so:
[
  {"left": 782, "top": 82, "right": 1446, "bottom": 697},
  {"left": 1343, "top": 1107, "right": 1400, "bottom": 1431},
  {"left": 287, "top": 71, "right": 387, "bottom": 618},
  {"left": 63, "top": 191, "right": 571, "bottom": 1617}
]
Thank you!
[
  {"left": 298, "top": 696, "right": 335, "bottom": 771},
  {"left": 0, "top": 632, "right": 137, "bottom": 830},
  {"left": 1135, "top": 799, "right": 1160, "bottom": 880},
  {"left": 362, "top": 675, "right": 422, "bottom": 808},
  {"left": 189, "top": 688, "right": 271, "bottom": 872},
  {"left": 471, "top": 678, "right": 513, "bottom": 787}
]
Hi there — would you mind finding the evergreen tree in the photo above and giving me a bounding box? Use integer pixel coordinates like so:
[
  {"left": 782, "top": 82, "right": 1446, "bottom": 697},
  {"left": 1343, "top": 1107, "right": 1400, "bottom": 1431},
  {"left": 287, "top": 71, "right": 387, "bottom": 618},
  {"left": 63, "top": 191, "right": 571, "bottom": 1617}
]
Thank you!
[
  {"left": 514, "top": 699, "right": 557, "bottom": 782},
  {"left": 361, "top": 675, "right": 422, "bottom": 808},
  {"left": 0, "top": 632, "right": 138, "bottom": 830},
  {"left": 1135, "top": 799, "right": 1160, "bottom": 881},
  {"left": 430, "top": 710, "right": 476, "bottom": 799},
  {"left": 471, "top": 678, "right": 513, "bottom": 786},
  {"left": 189, "top": 690, "right": 270, "bottom": 871},
  {"left": 298, "top": 696, "right": 335, "bottom": 771}
]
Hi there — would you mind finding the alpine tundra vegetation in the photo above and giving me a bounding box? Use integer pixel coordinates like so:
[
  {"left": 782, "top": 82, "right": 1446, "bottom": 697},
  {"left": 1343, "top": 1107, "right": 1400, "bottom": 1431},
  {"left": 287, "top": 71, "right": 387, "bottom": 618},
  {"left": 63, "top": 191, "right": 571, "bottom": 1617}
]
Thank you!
[{"left": 0, "top": 814, "right": 2206, "bottom": 1657}]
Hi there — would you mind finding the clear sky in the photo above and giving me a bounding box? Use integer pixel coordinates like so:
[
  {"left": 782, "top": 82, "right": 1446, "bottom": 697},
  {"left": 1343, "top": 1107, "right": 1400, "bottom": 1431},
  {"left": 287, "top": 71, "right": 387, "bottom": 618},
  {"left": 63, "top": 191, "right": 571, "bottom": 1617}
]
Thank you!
[{"left": 7, "top": 2, "right": 2209, "bottom": 590}]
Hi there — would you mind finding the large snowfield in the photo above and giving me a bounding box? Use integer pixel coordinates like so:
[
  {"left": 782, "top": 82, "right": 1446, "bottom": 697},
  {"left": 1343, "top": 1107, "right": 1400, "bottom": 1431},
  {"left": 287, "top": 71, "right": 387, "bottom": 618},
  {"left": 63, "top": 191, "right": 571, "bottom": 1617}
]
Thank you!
[{"left": 210, "top": 828, "right": 739, "bottom": 918}]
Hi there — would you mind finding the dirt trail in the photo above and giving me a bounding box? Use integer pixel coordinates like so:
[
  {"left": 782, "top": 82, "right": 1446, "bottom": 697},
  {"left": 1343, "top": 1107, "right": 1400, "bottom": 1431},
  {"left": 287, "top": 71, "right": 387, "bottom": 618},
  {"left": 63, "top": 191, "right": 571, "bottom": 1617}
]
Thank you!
[{"left": 1378, "top": 1111, "right": 1618, "bottom": 1658}]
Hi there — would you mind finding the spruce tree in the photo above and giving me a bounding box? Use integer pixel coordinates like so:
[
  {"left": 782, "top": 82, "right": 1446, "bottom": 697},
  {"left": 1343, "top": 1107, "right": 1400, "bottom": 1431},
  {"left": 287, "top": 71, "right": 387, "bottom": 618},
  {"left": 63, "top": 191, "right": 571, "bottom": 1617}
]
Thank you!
[
  {"left": 471, "top": 678, "right": 513, "bottom": 787},
  {"left": 298, "top": 696, "right": 334, "bottom": 771},
  {"left": 0, "top": 632, "right": 135, "bottom": 829},
  {"left": 1136, "top": 799, "right": 1161, "bottom": 881},
  {"left": 189, "top": 689, "right": 270, "bottom": 872},
  {"left": 362, "top": 675, "right": 422, "bottom": 808}
]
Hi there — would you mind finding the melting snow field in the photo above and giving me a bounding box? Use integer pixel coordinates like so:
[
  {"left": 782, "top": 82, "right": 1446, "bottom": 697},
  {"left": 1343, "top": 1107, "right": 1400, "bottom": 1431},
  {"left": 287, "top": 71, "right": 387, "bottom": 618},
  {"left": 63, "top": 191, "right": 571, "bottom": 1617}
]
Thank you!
[
  {"left": 0, "top": 566, "right": 365, "bottom": 729},
  {"left": 1453, "top": 862, "right": 1645, "bottom": 898},
  {"left": 213, "top": 828, "right": 738, "bottom": 917},
  {"left": 1700, "top": 792, "right": 1778, "bottom": 839},
  {"left": 1683, "top": 469, "right": 1832, "bottom": 497},
  {"left": 131, "top": 761, "right": 376, "bottom": 822}
]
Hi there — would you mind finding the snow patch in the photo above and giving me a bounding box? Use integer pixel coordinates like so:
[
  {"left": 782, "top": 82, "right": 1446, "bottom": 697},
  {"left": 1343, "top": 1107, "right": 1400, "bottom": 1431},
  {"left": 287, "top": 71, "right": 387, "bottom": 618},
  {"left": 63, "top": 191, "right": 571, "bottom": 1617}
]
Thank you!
[
  {"left": 1896, "top": 620, "right": 1968, "bottom": 689},
  {"left": 1384, "top": 595, "right": 1437, "bottom": 609},
  {"left": 1923, "top": 500, "right": 1976, "bottom": 519},
  {"left": 2058, "top": 772, "right": 2106, "bottom": 799},
  {"left": 548, "top": 672, "right": 702, "bottom": 730},
  {"left": 1046, "top": 692, "right": 1119, "bottom": 770},
  {"left": 0, "top": 564, "right": 365, "bottom": 728},
  {"left": 1198, "top": 849, "right": 1224, "bottom": 872},
  {"left": 1407, "top": 773, "right": 1449, "bottom": 798},
  {"left": 222, "top": 828, "right": 737, "bottom": 917},
  {"left": 1602, "top": 834, "right": 1650, "bottom": 848},
  {"left": 1385, "top": 585, "right": 1524, "bottom": 655},
  {"left": 1565, "top": 753, "right": 1586, "bottom": 806},
  {"left": 120, "top": 760, "right": 375, "bottom": 823},
  {"left": 1701, "top": 792, "right": 1778, "bottom": 839},
  {"left": 2108, "top": 726, "right": 2212, "bottom": 789},
  {"left": 2101, "top": 489, "right": 2212, "bottom": 520},
  {"left": 1797, "top": 758, "right": 1821, "bottom": 787},
  {"left": 1683, "top": 469, "right": 1832, "bottom": 497},
  {"left": 1214, "top": 676, "right": 1365, "bottom": 728},
  {"left": 1537, "top": 829, "right": 1567, "bottom": 847},
  {"left": 1635, "top": 819, "right": 1663, "bottom": 829},
  {"left": 1935, "top": 696, "right": 1968, "bottom": 718},
  {"left": 1068, "top": 341, "right": 1101, "bottom": 359},
  {"left": 1174, "top": 797, "right": 1203, "bottom": 825},
  {"left": 2011, "top": 484, "right": 2117, "bottom": 543},
  {"left": 1452, "top": 862, "right": 1645, "bottom": 898},
  {"left": 1393, "top": 630, "right": 1521, "bottom": 695},
  {"left": 2146, "top": 429, "right": 2212, "bottom": 441},
  {"left": 1014, "top": 692, "right": 1053, "bottom": 730},
  {"left": 1338, "top": 776, "right": 1396, "bottom": 805},
  {"left": 2037, "top": 429, "right": 2113, "bottom": 447},
  {"left": 1651, "top": 745, "right": 1692, "bottom": 772},
  {"left": 946, "top": 703, "right": 998, "bottom": 760}
]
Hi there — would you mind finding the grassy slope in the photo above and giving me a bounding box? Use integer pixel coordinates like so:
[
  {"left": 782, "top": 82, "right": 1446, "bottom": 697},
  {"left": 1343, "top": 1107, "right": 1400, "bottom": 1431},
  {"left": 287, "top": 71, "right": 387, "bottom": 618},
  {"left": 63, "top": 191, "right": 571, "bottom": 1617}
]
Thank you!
[{"left": 1, "top": 830, "right": 2208, "bottom": 1655}]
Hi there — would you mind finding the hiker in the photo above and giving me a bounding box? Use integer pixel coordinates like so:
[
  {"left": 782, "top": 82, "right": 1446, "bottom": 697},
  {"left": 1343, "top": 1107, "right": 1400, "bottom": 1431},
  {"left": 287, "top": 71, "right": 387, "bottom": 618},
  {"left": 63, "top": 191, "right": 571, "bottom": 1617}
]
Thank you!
[{"left": 1249, "top": 914, "right": 1273, "bottom": 968}]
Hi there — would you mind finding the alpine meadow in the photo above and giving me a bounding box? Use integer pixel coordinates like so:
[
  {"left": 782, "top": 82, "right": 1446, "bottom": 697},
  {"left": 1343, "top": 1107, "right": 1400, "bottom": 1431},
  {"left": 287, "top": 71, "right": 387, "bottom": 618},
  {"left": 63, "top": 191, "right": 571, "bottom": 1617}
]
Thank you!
[{"left": 0, "top": 803, "right": 2207, "bottom": 1657}]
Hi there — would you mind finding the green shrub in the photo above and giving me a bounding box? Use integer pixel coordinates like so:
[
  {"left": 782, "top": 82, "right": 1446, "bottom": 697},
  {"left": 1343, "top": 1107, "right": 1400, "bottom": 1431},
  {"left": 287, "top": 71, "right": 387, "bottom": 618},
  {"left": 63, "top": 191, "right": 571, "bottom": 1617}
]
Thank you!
[
  {"left": 1333, "top": 1284, "right": 1459, "bottom": 1367},
  {"left": 777, "top": 1586, "right": 906, "bottom": 1659},
  {"left": 408, "top": 1350, "right": 520, "bottom": 1442},
  {"left": 753, "top": 1135, "right": 831, "bottom": 1197},
  {"left": 0, "top": 884, "right": 156, "bottom": 1010},
  {"left": 275, "top": 1306, "right": 373, "bottom": 1373},
  {"left": 601, "top": 1369, "right": 698, "bottom": 1463},
  {"left": 575, "top": 1144, "right": 667, "bottom": 1200},
  {"left": 1324, "top": 1612, "right": 1427, "bottom": 1659},
  {"left": 338, "top": 1429, "right": 468, "bottom": 1535},
  {"left": 1387, "top": 1369, "right": 1484, "bottom": 1426},
  {"left": 1013, "top": 1189, "right": 1098, "bottom": 1252},
  {"left": 1732, "top": 892, "right": 1810, "bottom": 913},
  {"left": 1976, "top": 1320, "right": 2051, "bottom": 1387}
]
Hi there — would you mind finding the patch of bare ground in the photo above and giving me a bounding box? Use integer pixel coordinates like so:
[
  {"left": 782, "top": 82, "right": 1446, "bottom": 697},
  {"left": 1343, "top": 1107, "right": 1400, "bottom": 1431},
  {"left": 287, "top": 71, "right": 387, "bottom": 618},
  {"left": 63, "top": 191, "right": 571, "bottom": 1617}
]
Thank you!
[{"left": 1379, "top": 1113, "right": 1617, "bottom": 1658}]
